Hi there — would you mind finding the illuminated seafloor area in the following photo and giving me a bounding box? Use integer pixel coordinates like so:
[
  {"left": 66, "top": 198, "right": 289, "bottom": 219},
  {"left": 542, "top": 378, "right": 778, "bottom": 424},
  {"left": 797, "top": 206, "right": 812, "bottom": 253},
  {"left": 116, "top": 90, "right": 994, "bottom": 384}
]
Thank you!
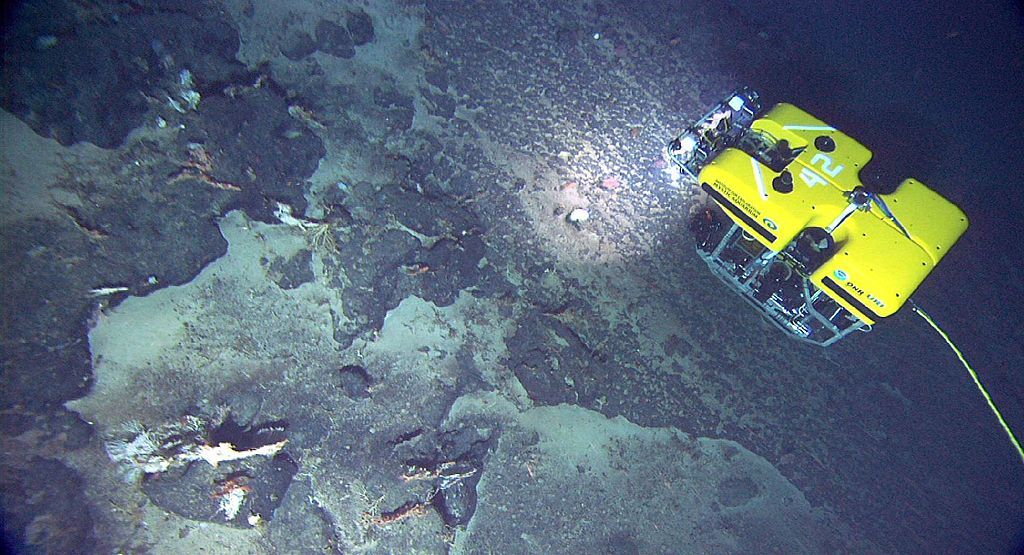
[{"left": 1, "top": 0, "right": 1021, "bottom": 553}]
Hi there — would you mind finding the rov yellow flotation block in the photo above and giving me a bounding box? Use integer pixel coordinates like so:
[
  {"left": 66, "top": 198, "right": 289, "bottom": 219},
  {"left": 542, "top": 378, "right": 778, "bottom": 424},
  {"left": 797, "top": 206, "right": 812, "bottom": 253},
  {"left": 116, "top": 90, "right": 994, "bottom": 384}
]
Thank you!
[{"left": 697, "top": 103, "right": 967, "bottom": 325}]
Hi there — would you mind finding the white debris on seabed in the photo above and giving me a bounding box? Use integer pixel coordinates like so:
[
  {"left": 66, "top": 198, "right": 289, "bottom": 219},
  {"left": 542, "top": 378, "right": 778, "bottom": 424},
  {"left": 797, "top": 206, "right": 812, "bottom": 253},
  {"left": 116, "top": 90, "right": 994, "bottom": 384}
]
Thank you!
[
  {"left": 196, "top": 440, "right": 289, "bottom": 468},
  {"left": 104, "top": 418, "right": 287, "bottom": 482},
  {"left": 566, "top": 207, "right": 590, "bottom": 226},
  {"left": 218, "top": 487, "right": 248, "bottom": 520},
  {"left": 168, "top": 68, "right": 201, "bottom": 113},
  {"left": 273, "top": 201, "right": 317, "bottom": 229},
  {"left": 88, "top": 286, "right": 129, "bottom": 297}
]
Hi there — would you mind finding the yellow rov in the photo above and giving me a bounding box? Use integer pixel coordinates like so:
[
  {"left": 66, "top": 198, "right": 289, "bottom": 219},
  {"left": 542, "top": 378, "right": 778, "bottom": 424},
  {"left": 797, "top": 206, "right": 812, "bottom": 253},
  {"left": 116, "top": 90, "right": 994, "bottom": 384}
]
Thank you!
[{"left": 666, "top": 88, "right": 968, "bottom": 346}]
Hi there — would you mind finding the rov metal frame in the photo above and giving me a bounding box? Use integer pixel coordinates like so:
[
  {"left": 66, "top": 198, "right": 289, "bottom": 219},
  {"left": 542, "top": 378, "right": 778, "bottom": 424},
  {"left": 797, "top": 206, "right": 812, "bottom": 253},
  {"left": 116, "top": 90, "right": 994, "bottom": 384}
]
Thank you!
[{"left": 695, "top": 223, "right": 869, "bottom": 346}]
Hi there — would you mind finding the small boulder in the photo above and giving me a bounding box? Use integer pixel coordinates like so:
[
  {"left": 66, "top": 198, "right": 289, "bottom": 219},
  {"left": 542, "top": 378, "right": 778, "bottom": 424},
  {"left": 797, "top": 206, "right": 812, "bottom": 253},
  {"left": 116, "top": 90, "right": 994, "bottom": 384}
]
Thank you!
[
  {"left": 315, "top": 20, "right": 355, "bottom": 59},
  {"left": 346, "top": 10, "right": 375, "bottom": 46}
]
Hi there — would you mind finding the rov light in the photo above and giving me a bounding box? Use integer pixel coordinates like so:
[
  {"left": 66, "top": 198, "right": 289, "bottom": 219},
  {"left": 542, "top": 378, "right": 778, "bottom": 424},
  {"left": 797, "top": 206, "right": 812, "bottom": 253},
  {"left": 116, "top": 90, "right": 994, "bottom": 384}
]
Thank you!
[{"left": 677, "top": 135, "right": 697, "bottom": 154}]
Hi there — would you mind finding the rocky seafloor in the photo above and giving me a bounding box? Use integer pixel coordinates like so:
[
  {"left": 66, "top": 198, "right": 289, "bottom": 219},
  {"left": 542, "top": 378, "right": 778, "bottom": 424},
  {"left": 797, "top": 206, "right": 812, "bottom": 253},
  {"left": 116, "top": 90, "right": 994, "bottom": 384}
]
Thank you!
[{"left": 1, "top": 0, "right": 1020, "bottom": 553}]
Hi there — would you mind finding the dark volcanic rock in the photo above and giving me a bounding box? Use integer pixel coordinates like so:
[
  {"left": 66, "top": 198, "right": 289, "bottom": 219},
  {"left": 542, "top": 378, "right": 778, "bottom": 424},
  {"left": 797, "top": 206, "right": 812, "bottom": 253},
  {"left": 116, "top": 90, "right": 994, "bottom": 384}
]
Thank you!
[
  {"left": 194, "top": 87, "right": 325, "bottom": 222},
  {"left": 142, "top": 452, "right": 297, "bottom": 527},
  {"left": 332, "top": 228, "right": 420, "bottom": 334},
  {"left": 0, "top": 456, "right": 96, "bottom": 553},
  {"left": 399, "top": 427, "right": 494, "bottom": 527},
  {"left": 268, "top": 250, "right": 314, "bottom": 290},
  {"left": 432, "top": 469, "right": 480, "bottom": 526},
  {"left": 282, "top": 31, "right": 318, "bottom": 61},
  {"left": 424, "top": 67, "right": 449, "bottom": 90},
  {"left": 373, "top": 86, "right": 416, "bottom": 131},
  {"left": 315, "top": 20, "right": 355, "bottom": 59},
  {"left": 507, "top": 313, "right": 606, "bottom": 405},
  {"left": 336, "top": 364, "right": 373, "bottom": 399},
  {"left": 267, "top": 480, "right": 335, "bottom": 552},
  {"left": 416, "top": 235, "right": 486, "bottom": 306},
  {"left": 142, "top": 417, "right": 296, "bottom": 527},
  {"left": 0, "top": 0, "right": 246, "bottom": 147},
  {"left": 423, "top": 88, "right": 457, "bottom": 118},
  {"left": 346, "top": 10, "right": 375, "bottom": 46}
]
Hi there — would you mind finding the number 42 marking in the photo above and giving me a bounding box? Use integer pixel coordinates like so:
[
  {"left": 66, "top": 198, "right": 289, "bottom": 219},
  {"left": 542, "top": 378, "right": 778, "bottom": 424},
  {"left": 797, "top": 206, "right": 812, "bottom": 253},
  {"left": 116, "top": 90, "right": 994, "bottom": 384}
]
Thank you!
[{"left": 799, "top": 153, "right": 845, "bottom": 188}]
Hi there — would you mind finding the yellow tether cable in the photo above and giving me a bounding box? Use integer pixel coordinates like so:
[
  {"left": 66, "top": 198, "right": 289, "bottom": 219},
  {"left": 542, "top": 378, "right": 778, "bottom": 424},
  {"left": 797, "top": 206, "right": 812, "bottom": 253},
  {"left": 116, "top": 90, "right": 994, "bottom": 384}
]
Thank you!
[{"left": 910, "top": 301, "right": 1024, "bottom": 465}]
